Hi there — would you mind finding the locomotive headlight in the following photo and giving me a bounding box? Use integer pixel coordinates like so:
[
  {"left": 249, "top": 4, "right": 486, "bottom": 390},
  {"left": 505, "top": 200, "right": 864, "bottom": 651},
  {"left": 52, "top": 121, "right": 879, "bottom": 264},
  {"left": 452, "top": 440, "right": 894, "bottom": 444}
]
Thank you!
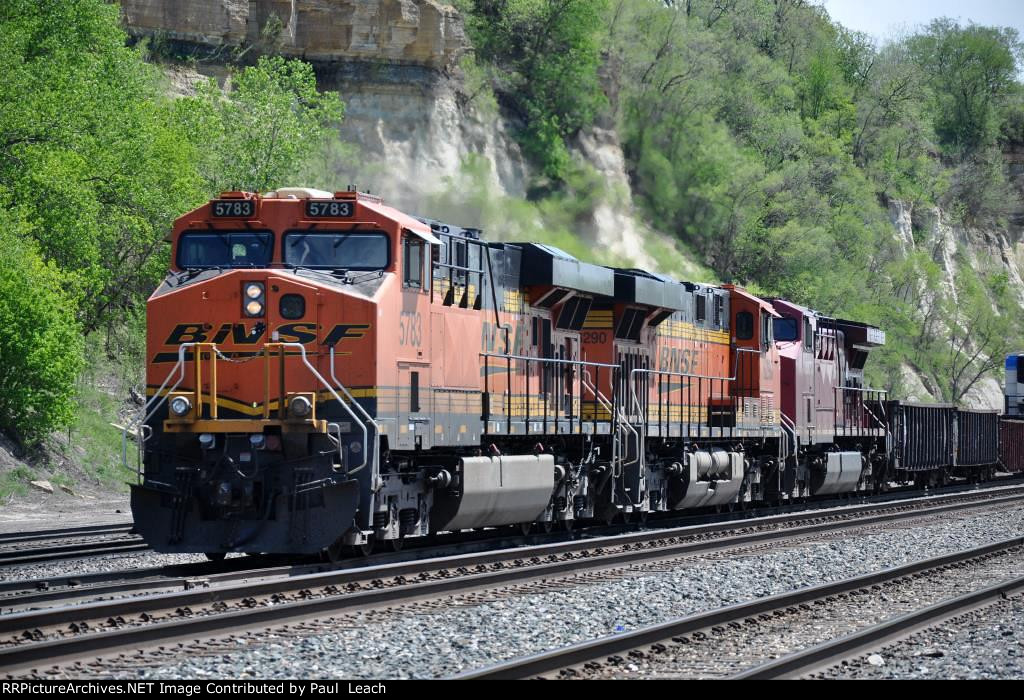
[
  {"left": 242, "top": 282, "right": 265, "bottom": 317},
  {"left": 289, "top": 395, "right": 312, "bottom": 418},
  {"left": 170, "top": 396, "right": 192, "bottom": 417}
]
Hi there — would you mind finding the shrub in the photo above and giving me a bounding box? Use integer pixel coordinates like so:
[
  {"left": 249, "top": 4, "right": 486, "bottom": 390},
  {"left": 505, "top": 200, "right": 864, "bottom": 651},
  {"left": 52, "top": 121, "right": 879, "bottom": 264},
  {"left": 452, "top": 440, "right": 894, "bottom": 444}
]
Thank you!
[{"left": 0, "top": 222, "right": 84, "bottom": 445}]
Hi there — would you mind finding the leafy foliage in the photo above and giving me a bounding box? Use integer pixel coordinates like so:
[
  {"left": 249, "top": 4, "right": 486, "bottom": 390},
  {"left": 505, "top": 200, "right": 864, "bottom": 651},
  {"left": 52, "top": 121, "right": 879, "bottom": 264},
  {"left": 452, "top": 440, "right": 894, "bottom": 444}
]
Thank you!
[
  {"left": 0, "top": 0, "right": 203, "bottom": 333},
  {"left": 0, "top": 219, "right": 84, "bottom": 445},
  {"left": 459, "top": 0, "right": 609, "bottom": 180},
  {"left": 908, "top": 19, "right": 1022, "bottom": 154},
  {"left": 0, "top": 2, "right": 344, "bottom": 444},
  {"left": 175, "top": 57, "right": 344, "bottom": 194}
]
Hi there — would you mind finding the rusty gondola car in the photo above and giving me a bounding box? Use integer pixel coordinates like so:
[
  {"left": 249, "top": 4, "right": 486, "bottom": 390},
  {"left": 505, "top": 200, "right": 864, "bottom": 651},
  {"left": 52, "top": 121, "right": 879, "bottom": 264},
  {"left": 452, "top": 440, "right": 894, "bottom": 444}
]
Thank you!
[{"left": 1000, "top": 419, "right": 1024, "bottom": 473}]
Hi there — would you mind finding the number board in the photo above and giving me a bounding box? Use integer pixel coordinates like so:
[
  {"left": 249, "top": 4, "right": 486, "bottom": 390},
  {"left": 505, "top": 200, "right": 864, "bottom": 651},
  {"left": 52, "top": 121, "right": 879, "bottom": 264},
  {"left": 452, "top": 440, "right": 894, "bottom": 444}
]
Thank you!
[
  {"left": 305, "top": 200, "right": 354, "bottom": 218},
  {"left": 211, "top": 199, "right": 256, "bottom": 218}
]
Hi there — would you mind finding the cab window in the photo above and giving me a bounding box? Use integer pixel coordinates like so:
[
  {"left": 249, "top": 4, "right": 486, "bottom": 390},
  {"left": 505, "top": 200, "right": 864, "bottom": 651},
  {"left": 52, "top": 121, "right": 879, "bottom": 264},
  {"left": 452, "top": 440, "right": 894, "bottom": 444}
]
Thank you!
[
  {"left": 283, "top": 231, "right": 389, "bottom": 270},
  {"left": 403, "top": 235, "right": 426, "bottom": 289},
  {"left": 177, "top": 232, "right": 273, "bottom": 269},
  {"left": 736, "top": 311, "right": 755, "bottom": 340},
  {"left": 772, "top": 317, "right": 797, "bottom": 342}
]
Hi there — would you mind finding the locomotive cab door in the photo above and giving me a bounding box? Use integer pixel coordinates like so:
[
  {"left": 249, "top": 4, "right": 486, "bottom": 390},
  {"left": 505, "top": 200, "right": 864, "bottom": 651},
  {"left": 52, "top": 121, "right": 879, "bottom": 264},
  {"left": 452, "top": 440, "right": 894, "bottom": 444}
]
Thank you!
[{"left": 397, "top": 363, "right": 431, "bottom": 451}]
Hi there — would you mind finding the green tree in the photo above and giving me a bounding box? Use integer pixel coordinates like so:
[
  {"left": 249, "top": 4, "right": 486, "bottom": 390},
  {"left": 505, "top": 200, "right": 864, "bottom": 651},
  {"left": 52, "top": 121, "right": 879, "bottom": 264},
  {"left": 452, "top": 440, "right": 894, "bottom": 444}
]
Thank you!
[
  {"left": 909, "top": 19, "right": 1021, "bottom": 153},
  {"left": 0, "top": 218, "right": 84, "bottom": 445},
  {"left": 0, "top": 0, "right": 203, "bottom": 332},
  {"left": 913, "top": 255, "right": 1020, "bottom": 403},
  {"left": 176, "top": 56, "right": 345, "bottom": 194},
  {"left": 461, "top": 0, "right": 608, "bottom": 179}
]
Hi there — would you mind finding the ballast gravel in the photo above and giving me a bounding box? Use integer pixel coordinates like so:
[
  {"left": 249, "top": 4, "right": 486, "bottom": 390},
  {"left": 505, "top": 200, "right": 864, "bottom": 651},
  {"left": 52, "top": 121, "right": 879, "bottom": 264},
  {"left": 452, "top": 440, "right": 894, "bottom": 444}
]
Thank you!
[
  {"left": 126, "top": 504, "right": 1024, "bottom": 680},
  {"left": 818, "top": 593, "right": 1024, "bottom": 680},
  {"left": 0, "top": 550, "right": 212, "bottom": 584}
]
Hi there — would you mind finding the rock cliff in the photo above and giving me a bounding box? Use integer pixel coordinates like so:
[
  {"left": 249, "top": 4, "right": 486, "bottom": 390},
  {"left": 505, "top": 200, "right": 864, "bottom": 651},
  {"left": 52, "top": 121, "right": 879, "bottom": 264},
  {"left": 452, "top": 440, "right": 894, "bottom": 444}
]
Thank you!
[{"left": 121, "top": 0, "right": 465, "bottom": 69}]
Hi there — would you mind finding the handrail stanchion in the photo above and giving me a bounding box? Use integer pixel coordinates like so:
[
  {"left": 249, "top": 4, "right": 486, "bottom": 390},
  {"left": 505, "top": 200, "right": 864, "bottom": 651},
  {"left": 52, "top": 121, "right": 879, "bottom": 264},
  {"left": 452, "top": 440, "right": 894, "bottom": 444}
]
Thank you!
[
  {"left": 263, "top": 345, "right": 271, "bottom": 420},
  {"left": 208, "top": 345, "right": 218, "bottom": 419},
  {"left": 123, "top": 343, "right": 196, "bottom": 479}
]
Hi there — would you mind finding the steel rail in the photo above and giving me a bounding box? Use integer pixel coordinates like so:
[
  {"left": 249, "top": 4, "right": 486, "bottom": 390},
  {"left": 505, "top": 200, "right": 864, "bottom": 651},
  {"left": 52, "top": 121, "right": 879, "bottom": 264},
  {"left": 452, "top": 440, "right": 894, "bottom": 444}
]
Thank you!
[
  {"left": 0, "top": 539, "right": 148, "bottom": 567},
  {"left": 454, "top": 536, "right": 1024, "bottom": 679},
  {"left": 732, "top": 573, "right": 1024, "bottom": 679},
  {"left": 0, "top": 524, "right": 133, "bottom": 545},
  {"left": 1, "top": 496, "right": 1023, "bottom": 675}
]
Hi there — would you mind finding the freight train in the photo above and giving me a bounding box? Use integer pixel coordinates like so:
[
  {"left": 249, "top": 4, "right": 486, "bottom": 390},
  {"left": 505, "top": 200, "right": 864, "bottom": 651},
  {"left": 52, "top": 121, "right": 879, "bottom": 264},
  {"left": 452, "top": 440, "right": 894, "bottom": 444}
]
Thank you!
[{"left": 127, "top": 188, "right": 1020, "bottom": 560}]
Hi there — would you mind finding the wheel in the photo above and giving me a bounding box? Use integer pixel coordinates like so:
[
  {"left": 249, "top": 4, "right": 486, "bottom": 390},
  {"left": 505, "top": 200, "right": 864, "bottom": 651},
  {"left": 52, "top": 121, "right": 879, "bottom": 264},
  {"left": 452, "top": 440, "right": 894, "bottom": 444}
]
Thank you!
[
  {"left": 634, "top": 510, "right": 650, "bottom": 524},
  {"left": 351, "top": 537, "right": 375, "bottom": 557},
  {"left": 321, "top": 541, "right": 345, "bottom": 563},
  {"left": 389, "top": 537, "right": 405, "bottom": 552},
  {"left": 519, "top": 521, "right": 533, "bottom": 536},
  {"left": 204, "top": 552, "right": 227, "bottom": 562},
  {"left": 540, "top": 520, "right": 554, "bottom": 534},
  {"left": 562, "top": 518, "right": 575, "bottom": 532}
]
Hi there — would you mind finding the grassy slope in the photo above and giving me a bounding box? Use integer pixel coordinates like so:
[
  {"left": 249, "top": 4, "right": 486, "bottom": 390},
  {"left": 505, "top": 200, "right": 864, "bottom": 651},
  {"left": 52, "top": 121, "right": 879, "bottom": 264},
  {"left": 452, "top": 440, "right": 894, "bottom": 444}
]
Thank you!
[{"left": 0, "top": 336, "right": 136, "bottom": 502}]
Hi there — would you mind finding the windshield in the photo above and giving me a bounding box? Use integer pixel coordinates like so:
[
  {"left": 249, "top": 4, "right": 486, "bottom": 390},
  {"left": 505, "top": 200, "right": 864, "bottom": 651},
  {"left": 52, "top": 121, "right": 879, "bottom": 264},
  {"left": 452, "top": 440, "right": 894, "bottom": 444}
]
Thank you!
[
  {"left": 177, "top": 232, "right": 273, "bottom": 269},
  {"left": 773, "top": 318, "right": 798, "bottom": 342},
  {"left": 283, "top": 232, "right": 390, "bottom": 270}
]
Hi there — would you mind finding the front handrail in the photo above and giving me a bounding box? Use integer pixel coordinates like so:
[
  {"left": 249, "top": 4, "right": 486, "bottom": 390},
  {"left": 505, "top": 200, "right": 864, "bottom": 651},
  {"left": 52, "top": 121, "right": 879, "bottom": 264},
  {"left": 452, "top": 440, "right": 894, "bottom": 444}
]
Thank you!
[
  {"left": 329, "top": 345, "right": 380, "bottom": 478},
  {"left": 779, "top": 412, "right": 797, "bottom": 465},
  {"left": 832, "top": 385, "right": 889, "bottom": 436},
  {"left": 271, "top": 342, "right": 367, "bottom": 477},
  {"left": 581, "top": 368, "right": 638, "bottom": 475},
  {"left": 125, "top": 341, "right": 374, "bottom": 480}
]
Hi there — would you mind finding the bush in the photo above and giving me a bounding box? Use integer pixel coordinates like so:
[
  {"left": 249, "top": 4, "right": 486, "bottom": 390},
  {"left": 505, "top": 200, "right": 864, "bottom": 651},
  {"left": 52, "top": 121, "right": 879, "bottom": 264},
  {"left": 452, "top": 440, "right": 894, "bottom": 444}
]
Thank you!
[{"left": 0, "top": 222, "right": 84, "bottom": 445}]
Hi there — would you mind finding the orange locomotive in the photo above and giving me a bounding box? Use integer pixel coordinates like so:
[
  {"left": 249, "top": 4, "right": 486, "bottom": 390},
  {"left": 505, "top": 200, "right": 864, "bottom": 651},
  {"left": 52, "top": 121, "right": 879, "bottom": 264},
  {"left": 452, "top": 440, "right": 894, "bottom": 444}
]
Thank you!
[{"left": 131, "top": 188, "right": 855, "bottom": 559}]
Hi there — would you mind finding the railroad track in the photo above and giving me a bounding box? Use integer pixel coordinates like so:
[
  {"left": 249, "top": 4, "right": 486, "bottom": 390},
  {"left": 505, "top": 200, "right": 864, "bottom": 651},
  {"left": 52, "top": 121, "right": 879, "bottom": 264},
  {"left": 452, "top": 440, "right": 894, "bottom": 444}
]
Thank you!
[
  {"left": 2, "top": 488, "right": 1023, "bottom": 678},
  {"left": 4, "top": 479, "right": 1023, "bottom": 608},
  {"left": 734, "top": 572, "right": 1024, "bottom": 679},
  {"left": 4, "top": 483, "right": 1024, "bottom": 612},
  {"left": 455, "top": 538, "right": 1024, "bottom": 679},
  {"left": 0, "top": 524, "right": 146, "bottom": 568},
  {"left": 1, "top": 476, "right": 1020, "bottom": 584},
  {"left": 0, "top": 524, "right": 134, "bottom": 545}
]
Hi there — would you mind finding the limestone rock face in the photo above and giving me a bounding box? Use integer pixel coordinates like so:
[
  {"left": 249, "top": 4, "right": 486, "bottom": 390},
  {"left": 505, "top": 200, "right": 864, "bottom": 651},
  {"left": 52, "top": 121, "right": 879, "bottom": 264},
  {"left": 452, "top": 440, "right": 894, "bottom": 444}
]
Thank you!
[
  {"left": 121, "top": 0, "right": 249, "bottom": 47},
  {"left": 121, "top": 0, "right": 465, "bottom": 69}
]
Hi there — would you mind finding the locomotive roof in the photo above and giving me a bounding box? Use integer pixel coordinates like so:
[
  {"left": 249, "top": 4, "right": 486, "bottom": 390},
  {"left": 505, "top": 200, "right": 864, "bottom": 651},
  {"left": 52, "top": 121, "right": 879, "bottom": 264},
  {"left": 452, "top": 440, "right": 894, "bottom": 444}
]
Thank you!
[
  {"left": 517, "top": 242, "right": 616, "bottom": 297},
  {"left": 613, "top": 267, "right": 693, "bottom": 311},
  {"left": 170, "top": 188, "right": 441, "bottom": 244},
  {"left": 724, "top": 285, "right": 780, "bottom": 317}
]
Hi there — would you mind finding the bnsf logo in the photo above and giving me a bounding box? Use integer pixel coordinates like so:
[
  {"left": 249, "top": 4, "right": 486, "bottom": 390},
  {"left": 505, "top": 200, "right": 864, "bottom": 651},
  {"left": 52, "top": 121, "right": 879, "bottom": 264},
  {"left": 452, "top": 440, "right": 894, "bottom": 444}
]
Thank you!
[{"left": 164, "top": 323, "right": 370, "bottom": 346}]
